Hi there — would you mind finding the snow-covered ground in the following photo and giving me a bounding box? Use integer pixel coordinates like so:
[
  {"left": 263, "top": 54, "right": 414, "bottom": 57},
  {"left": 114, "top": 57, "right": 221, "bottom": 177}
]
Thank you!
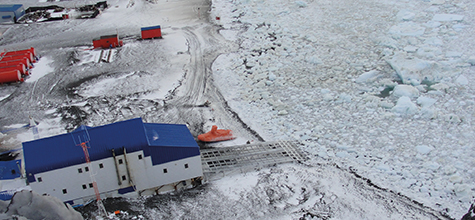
[{"left": 0, "top": 0, "right": 474, "bottom": 219}]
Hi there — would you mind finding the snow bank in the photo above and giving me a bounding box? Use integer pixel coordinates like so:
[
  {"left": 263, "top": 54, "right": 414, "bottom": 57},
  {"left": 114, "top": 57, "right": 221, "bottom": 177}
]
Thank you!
[
  {"left": 5, "top": 190, "right": 83, "bottom": 220},
  {"left": 27, "top": 57, "right": 54, "bottom": 83}
]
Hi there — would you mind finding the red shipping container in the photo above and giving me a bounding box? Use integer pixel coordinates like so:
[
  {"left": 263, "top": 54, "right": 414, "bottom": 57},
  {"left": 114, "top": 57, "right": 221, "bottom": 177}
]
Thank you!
[
  {"left": 141, "top": 25, "right": 161, "bottom": 39},
  {"left": 1, "top": 52, "right": 35, "bottom": 63},
  {"left": 0, "top": 70, "right": 22, "bottom": 84},
  {"left": 0, "top": 63, "right": 27, "bottom": 75},
  {"left": 0, "top": 58, "right": 32, "bottom": 69},
  {"left": 1, "top": 47, "right": 37, "bottom": 57},
  {"left": 93, "top": 35, "right": 123, "bottom": 49}
]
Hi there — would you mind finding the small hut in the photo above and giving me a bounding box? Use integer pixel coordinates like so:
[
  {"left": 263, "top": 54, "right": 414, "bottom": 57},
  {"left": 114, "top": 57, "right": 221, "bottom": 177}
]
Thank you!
[
  {"left": 93, "top": 34, "right": 123, "bottom": 49},
  {"left": 141, "top": 25, "right": 162, "bottom": 39}
]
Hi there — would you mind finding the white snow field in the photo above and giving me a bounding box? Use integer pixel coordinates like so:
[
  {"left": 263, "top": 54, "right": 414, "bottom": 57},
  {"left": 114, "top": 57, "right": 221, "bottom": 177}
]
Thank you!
[{"left": 0, "top": 0, "right": 474, "bottom": 219}]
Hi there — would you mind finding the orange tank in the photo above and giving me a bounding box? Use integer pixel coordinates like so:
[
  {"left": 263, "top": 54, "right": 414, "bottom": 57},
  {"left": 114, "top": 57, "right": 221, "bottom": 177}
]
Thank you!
[
  {"left": 0, "top": 70, "right": 23, "bottom": 83},
  {"left": 198, "top": 125, "right": 235, "bottom": 142}
]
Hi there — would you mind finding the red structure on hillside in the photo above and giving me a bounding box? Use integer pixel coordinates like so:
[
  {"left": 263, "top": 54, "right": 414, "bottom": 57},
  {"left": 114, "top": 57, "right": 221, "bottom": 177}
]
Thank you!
[
  {"left": 1, "top": 53, "right": 35, "bottom": 63},
  {"left": 0, "top": 47, "right": 38, "bottom": 83},
  {"left": 0, "top": 63, "right": 28, "bottom": 75},
  {"left": 141, "top": 25, "right": 161, "bottom": 39},
  {"left": 93, "top": 35, "right": 123, "bottom": 49},
  {"left": 0, "top": 70, "right": 23, "bottom": 83},
  {"left": 1, "top": 47, "right": 37, "bottom": 62},
  {"left": 0, "top": 58, "right": 32, "bottom": 69}
]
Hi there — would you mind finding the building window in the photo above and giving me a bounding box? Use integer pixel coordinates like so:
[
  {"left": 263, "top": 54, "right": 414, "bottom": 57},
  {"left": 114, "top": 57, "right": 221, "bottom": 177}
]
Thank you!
[
  {"left": 138, "top": 155, "right": 143, "bottom": 160},
  {"left": 37, "top": 177, "right": 42, "bottom": 182},
  {"left": 11, "top": 170, "right": 16, "bottom": 175},
  {"left": 82, "top": 184, "right": 87, "bottom": 189},
  {"left": 78, "top": 168, "right": 83, "bottom": 173},
  {"left": 184, "top": 164, "right": 189, "bottom": 169},
  {"left": 99, "top": 163, "right": 104, "bottom": 169},
  {"left": 62, "top": 189, "right": 67, "bottom": 194},
  {"left": 85, "top": 167, "right": 89, "bottom": 172},
  {"left": 89, "top": 183, "right": 93, "bottom": 188},
  {"left": 163, "top": 168, "right": 168, "bottom": 173},
  {"left": 118, "top": 159, "right": 123, "bottom": 164},
  {"left": 121, "top": 175, "right": 127, "bottom": 181}
]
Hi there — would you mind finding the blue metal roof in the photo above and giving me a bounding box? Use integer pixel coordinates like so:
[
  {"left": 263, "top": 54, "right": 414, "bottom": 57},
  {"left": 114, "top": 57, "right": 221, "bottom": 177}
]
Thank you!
[
  {"left": 143, "top": 123, "right": 199, "bottom": 165},
  {"left": 0, "top": 159, "right": 21, "bottom": 180},
  {"left": 23, "top": 118, "right": 200, "bottom": 182},
  {"left": 0, "top": 5, "right": 23, "bottom": 12},
  {"left": 0, "top": 190, "right": 15, "bottom": 201}
]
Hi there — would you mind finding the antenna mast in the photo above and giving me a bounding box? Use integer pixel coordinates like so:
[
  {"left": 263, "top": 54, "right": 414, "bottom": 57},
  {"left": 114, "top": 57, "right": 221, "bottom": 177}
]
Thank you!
[
  {"left": 29, "top": 116, "right": 39, "bottom": 140},
  {"left": 73, "top": 130, "right": 107, "bottom": 217}
]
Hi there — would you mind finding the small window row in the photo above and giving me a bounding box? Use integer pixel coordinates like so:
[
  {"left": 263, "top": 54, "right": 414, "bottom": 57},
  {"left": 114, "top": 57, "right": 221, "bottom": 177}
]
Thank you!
[
  {"left": 62, "top": 181, "right": 100, "bottom": 194},
  {"left": 162, "top": 163, "right": 189, "bottom": 174},
  {"left": 81, "top": 183, "right": 95, "bottom": 190},
  {"left": 78, "top": 163, "right": 104, "bottom": 173}
]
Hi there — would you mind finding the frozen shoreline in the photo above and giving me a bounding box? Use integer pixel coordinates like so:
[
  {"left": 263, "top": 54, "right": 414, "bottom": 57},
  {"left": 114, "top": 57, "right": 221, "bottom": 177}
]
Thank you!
[{"left": 210, "top": 0, "right": 475, "bottom": 217}]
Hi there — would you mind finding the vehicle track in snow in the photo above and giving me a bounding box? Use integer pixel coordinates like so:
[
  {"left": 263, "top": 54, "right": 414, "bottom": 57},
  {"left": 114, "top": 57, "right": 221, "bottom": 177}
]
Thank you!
[{"left": 163, "top": 23, "right": 264, "bottom": 144}]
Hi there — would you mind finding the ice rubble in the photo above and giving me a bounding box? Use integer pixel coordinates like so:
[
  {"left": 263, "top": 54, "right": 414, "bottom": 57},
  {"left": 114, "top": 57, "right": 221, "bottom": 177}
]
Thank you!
[{"left": 210, "top": 0, "right": 475, "bottom": 217}]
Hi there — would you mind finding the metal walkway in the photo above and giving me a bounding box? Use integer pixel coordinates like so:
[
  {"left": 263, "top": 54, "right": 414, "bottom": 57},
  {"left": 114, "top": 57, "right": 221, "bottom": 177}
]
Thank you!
[{"left": 200, "top": 141, "right": 307, "bottom": 173}]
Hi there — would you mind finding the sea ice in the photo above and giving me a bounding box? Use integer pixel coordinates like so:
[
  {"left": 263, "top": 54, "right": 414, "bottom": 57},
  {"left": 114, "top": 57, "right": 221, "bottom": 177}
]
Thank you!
[
  {"left": 396, "top": 10, "right": 415, "bottom": 21},
  {"left": 387, "top": 53, "right": 436, "bottom": 84},
  {"left": 430, "top": 0, "right": 445, "bottom": 5},
  {"left": 455, "top": 75, "right": 468, "bottom": 85},
  {"left": 415, "top": 145, "right": 434, "bottom": 155},
  {"left": 392, "top": 85, "right": 420, "bottom": 99},
  {"left": 416, "top": 97, "right": 437, "bottom": 107},
  {"left": 404, "top": 45, "right": 418, "bottom": 53},
  {"left": 388, "top": 22, "right": 426, "bottom": 37},
  {"left": 446, "top": 51, "right": 462, "bottom": 58},
  {"left": 432, "top": 14, "right": 464, "bottom": 22},
  {"left": 392, "top": 96, "right": 418, "bottom": 115},
  {"left": 295, "top": 1, "right": 307, "bottom": 8},
  {"left": 355, "top": 70, "right": 380, "bottom": 84}
]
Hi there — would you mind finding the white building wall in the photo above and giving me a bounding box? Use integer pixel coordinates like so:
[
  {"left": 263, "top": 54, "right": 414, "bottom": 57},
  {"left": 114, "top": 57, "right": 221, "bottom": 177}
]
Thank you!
[
  {"left": 29, "top": 157, "right": 119, "bottom": 203},
  {"left": 0, "top": 12, "right": 15, "bottom": 23},
  {"left": 129, "top": 154, "right": 203, "bottom": 192},
  {"left": 29, "top": 150, "right": 203, "bottom": 205}
]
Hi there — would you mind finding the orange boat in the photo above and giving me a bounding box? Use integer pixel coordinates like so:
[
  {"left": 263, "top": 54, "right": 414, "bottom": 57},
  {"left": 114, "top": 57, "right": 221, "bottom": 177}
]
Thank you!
[{"left": 198, "top": 125, "right": 235, "bottom": 142}]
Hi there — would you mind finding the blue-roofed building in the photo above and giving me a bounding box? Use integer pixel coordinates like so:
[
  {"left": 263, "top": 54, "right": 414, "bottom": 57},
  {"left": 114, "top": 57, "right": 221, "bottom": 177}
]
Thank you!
[
  {"left": 0, "top": 5, "right": 25, "bottom": 23},
  {"left": 0, "top": 159, "right": 22, "bottom": 180},
  {"left": 22, "top": 118, "right": 203, "bottom": 206}
]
